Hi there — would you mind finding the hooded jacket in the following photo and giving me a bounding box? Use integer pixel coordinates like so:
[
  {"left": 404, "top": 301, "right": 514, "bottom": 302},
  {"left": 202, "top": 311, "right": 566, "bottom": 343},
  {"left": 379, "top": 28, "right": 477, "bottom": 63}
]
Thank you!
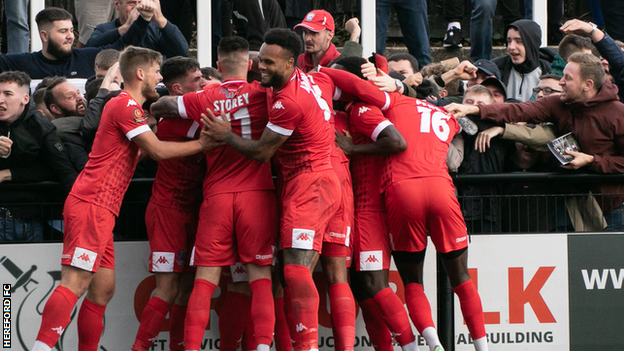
[
  {"left": 493, "top": 20, "right": 552, "bottom": 102},
  {"left": 0, "top": 103, "right": 77, "bottom": 193},
  {"left": 479, "top": 80, "right": 624, "bottom": 212},
  {"left": 297, "top": 42, "right": 341, "bottom": 73}
]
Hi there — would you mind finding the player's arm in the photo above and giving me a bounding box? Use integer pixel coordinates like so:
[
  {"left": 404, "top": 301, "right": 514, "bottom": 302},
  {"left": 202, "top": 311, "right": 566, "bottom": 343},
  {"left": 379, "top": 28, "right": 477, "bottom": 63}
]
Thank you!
[
  {"left": 132, "top": 128, "right": 223, "bottom": 161},
  {"left": 150, "top": 96, "right": 182, "bottom": 119},
  {"left": 335, "top": 125, "right": 406, "bottom": 156},
  {"left": 202, "top": 108, "right": 287, "bottom": 163},
  {"left": 319, "top": 67, "right": 389, "bottom": 109}
]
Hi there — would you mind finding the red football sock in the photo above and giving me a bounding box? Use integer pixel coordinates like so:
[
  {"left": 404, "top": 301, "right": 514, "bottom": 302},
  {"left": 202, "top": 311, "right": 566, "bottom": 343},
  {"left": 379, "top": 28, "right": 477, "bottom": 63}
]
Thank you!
[
  {"left": 78, "top": 298, "right": 107, "bottom": 351},
  {"left": 243, "top": 309, "right": 256, "bottom": 351},
  {"left": 169, "top": 303, "right": 187, "bottom": 351},
  {"left": 132, "top": 296, "right": 170, "bottom": 351},
  {"left": 453, "top": 280, "right": 487, "bottom": 340},
  {"left": 219, "top": 291, "right": 251, "bottom": 351},
  {"left": 358, "top": 299, "right": 393, "bottom": 351},
  {"left": 328, "top": 283, "right": 355, "bottom": 351},
  {"left": 404, "top": 283, "right": 435, "bottom": 333},
  {"left": 283, "top": 264, "right": 319, "bottom": 351},
  {"left": 35, "top": 285, "right": 78, "bottom": 348},
  {"left": 283, "top": 287, "right": 300, "bottom": 350},
  {"left": 250, "top": 278, "right": 276, "bottom": 346},
  {"left": 184, "top": 279, "right": 217, "bottom": 351},
  {"left": 372, "top": 287, "right": 415, "bottom": 346},
  {"left": 274, "top": 296, "right": 292, "bottom": 351}
]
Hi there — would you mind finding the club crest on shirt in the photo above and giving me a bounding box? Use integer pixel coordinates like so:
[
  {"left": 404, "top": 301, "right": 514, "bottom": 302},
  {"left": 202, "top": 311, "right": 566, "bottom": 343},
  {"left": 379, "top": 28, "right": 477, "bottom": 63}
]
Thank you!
[{"left": 133, "top": 108, "right": 146, "bottom": 123}]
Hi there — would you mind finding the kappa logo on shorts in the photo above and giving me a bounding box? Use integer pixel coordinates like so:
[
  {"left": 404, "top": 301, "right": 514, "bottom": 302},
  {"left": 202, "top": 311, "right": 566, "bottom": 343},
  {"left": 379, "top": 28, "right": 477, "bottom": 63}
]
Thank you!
[
  {"left": 296, "top": 323, "right": 308, "bottom": 332},
  {"left": 292, "top": 229, "right": 315, "bottom": 250},
  {"left": 273, "top": 101, "right": 285, "bottom": 110},
  {"left": 152, "top": 252, "right": 175, "bottom": 272},
  {"left": 360, "top": 250, "right": 383, "bottom": 271},
  {"left": 230, "top": 263, "right": 249, "bottom": 282},
  {"left": 456, "top": 236, "right": 468, "bottom": 243},
  {"left": 71, "top": 247, "right": 97, "bottom": 272}
]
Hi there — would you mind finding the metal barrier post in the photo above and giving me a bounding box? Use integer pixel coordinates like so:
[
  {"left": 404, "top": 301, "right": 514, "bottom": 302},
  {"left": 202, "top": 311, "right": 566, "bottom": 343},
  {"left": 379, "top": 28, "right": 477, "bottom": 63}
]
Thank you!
[
  {"left": 437, "top": 252, "right": 455, "bottom": 351},
  {"left": 361, "top": 0, "right": 376, "bottom": 57},
  {"left": 196, "top": 0, "right": 212, "bottom": 66},
  {"left": 30, "top": 0, "right": 45, "bottom": 52}
]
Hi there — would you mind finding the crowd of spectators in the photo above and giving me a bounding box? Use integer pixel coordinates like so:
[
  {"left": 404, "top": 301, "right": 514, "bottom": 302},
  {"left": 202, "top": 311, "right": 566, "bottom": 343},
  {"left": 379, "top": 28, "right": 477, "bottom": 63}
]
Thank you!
[{"left": 2, "top": 0, "right": 624, "bottom": 243}]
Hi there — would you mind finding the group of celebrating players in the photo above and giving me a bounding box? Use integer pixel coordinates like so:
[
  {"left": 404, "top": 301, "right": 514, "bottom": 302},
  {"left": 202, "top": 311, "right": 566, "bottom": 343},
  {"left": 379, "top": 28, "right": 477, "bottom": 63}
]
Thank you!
[{"left": 30, "top": 10, "right": 488, "bottom": 351}]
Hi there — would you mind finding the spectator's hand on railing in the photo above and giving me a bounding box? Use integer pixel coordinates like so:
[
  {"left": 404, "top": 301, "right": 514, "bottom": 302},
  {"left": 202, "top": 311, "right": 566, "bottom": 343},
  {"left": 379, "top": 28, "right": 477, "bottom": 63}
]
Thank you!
[
  {"left": 345, "top": 18, "right": 361, "bottom": 43},
  {"left": 560, "top": 19, "right": 604, "bottom": 43},
  {"left": 118, "top": 7, "right": 140, "bottom": 36},
  {"left": 0, "top": 136, "right": 12, "bottom": 158},
  {"left": 561, "top": 150, "right": 595, "bottom": 170},
  {"left": 475, "top": 126, "right": 504, "bottom": 153},
  {"left": 335, "top": 129, "right": 354, "bottom": 156},
  {"left": 403, "top": 72, "right": 423, "bottom": 87},
  {"left": 445, "top": 103, "right": 480, "bottom": 118},
  {"left": 102, "top": 62, "right": 122, "bottom": 91}
]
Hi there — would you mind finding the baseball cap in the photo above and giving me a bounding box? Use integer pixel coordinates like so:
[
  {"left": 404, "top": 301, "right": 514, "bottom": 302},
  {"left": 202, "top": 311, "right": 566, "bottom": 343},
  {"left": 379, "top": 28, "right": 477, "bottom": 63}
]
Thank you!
[
  {"left": 473, "top": 59, "right": 501, "bottom": 80},
  {"left": 294, "top": 10, "right": 335, "bottom": 32},
  {"left": 481, "top": 77, "right": 507, "bottom": 99}
]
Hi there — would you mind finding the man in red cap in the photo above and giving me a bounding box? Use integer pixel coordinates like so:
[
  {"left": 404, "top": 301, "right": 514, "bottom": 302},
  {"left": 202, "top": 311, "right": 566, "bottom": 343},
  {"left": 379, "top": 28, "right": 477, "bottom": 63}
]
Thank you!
[{"left": 295, "top": 9, "right": 341, "bottom": 73}]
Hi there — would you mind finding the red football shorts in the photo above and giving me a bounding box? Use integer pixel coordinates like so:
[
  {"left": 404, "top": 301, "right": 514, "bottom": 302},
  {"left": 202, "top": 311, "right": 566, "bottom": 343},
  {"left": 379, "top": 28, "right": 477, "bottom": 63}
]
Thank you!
[
  {"left": 146, "top": 201, "right": 198, "bottom": 273},
  {"left": 353, "top": 210, "right": 391, "bottom": 271},
  {"left": 280, "top": 170, "right": 341, "bottom": 253},
  {"left": 192, "top": 190, "right": 278, "bottom": 267},
  {"left": 385, "top": 177, "right": 468, "bottom": 254},
  {"left": 326, "top": 160, "right": 354, "bottom": 247},
  {"left": 61, "top": 195, "right": 115, "bottom": 273}
]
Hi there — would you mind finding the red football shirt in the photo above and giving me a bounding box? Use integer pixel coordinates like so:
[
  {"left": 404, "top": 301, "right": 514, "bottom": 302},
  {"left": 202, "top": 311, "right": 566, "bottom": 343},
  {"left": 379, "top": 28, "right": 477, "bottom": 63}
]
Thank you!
[
  {"left": 346, "top": 102, "right": 394, "bottom": 211},
  {"left": 267, "top": 68, "right": 336, "bottom": 181},
  {"left": 179, "top": 79, "right": 274, "bottom": 195},
  {"left": 70, "top": 92, "right": 151, "bottom": 216},
  {"left": 149, "top": 118, "right": 204, "bottom": 211}
]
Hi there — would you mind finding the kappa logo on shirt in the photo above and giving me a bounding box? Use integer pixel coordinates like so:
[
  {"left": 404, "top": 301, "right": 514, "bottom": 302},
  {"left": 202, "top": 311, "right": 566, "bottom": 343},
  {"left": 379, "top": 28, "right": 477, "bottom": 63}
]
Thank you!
[
  {"left": 127, "top": 99, "right": 139, "bottom": 107},
  {"left": 273, "top": 101, "right": 285, "bottom": 110},
  {"left": 358, "top": 106, "right": 371, "bottom": 115},
  {"left": 52, "top": 326, "right": 65, "bottom": 335},
  {"left": 296, "top": 323, "right": 308, "bottom": 332}
]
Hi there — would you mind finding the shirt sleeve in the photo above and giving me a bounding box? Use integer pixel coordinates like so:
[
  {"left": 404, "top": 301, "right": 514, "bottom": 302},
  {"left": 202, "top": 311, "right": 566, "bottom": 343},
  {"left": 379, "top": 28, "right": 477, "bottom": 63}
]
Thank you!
[
  {"left": 181, "top": 91, "right": 207, "bottom": 123},
  {"left": 267, "top": 97, "right": 302, "bottom": 136},
  {"left": 349, "top": 103, "right": 392, "bottom": 142},
  {"left": 113, "top": 98, "right": 151, "bottom": 140}
]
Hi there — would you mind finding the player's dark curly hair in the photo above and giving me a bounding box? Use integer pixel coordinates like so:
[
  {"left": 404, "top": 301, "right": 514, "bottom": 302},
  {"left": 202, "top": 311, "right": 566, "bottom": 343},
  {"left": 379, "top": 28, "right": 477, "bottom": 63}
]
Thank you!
[
  {"left": 160, "top": 56, "right": 200, "bottom": 85},
  {"left": 328, "top": 56, "right": 367, "bottom": 79},
  {"left": 263, "top": 28, "right": 302, "bottom": 60}
]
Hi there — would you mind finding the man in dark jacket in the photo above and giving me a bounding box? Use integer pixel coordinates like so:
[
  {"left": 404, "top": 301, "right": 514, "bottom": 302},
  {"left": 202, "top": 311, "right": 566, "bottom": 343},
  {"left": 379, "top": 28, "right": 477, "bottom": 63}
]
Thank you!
[
  {"left": 493, "top": 19, "right": 551, "bottom": 102},
  {"left": 86, "top": 0, "right": 188, "bottom": 59},
  {"left": 0, "top": 5, "right": 155, "bottom": 79},
  {"left": 0, "top": 71, "right": 78, "bottom": 241},
  {"left": 448, "top": 53, "right": 624, "bottom": 231}
]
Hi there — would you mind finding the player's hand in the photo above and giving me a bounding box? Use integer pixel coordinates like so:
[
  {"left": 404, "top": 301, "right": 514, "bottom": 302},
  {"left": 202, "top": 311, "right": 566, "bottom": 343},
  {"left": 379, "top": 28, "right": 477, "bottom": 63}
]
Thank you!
[
  {"left": 445, "top": 103, "right": 480, "bottom": 118},
  {"left": 561, "top": 150, "right": 595, "bottom": 169},
  {"left": 361, "top": 61, "right": 377, "bottom": 79},
  {"left": 369, "top": 69, "right": 401, "bottom": 93},
  {"left": 474, "top": 126, "right": 504, "bottom": 153},
  {"left": 403, "top": 72, "right": 423, "bottom": 87},
  {"left": 200, "top": 107, "right": 231, "bottom": 141},
  {"left": 102, "top": 62, "right": 122, "bottom": 91},
  {"left": 335, "top": 129, "right": 354, "bottom": 156},
  {"left": 345, "top": 18, "right": 361, "bottom": 42}
]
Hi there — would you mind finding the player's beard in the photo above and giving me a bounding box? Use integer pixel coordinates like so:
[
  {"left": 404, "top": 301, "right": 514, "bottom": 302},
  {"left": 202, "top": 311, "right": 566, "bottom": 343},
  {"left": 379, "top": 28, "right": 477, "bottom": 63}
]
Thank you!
[
  {"left": 260, "top": 71, "right": 285, "bottom": 89},
  {"left": 47, "top": 39, "right": 73, "bottom": 60},
  {"left": 141, "top": 81, "right": 160, "bottom": 101}
]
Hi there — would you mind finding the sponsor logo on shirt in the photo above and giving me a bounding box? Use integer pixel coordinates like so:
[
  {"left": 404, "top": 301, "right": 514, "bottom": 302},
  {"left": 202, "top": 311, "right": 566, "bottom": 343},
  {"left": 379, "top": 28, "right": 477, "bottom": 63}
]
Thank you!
[
  {"left": 358, "top": 106, "right": 371, "bottom": 115},
  {"left": 273, "top": 101, "right": 285, "bottom": 110}
]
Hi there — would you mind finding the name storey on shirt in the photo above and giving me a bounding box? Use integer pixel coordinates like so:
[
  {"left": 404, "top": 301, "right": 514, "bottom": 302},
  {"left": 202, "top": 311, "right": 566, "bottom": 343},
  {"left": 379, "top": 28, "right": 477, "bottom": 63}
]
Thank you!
[{"left": 212, "top": 92, "right": 250, "bottom": 113}]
